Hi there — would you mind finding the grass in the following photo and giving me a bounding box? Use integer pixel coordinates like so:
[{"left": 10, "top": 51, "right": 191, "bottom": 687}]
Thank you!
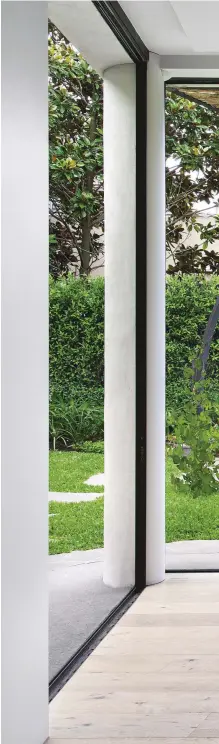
[
  {"left": 49, "top": 450, "right": 104, "bottom": 493},
  {"left": 49, "top": 449, "right": 219, "bottom": 555},
  {"left": 166, "top": 456, "right": 219, "bottom": 543},
  {"left": 49, "top": 449, "right": 104, "bottom": 554},
  {"left": 49, "top": 497, "right": 104, "bottom": 554}
]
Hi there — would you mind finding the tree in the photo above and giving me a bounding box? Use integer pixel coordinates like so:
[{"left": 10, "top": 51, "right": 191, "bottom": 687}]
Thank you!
[
  {"left": 166, "top": 90, "right": 219, "bottom": 275},
  {"left": 49, "top": 22, "right": 103, "bottom": 277},
  {"left": 49, "top": 22, "right": 219, "bottom": 277}
]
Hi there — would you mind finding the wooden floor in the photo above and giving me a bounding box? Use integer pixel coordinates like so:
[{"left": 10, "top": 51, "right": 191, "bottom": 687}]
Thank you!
[{"left": 49, "top": 573, "right": 219, "bottom": 742}]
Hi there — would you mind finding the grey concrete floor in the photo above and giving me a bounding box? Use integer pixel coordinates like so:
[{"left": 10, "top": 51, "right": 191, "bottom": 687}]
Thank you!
[
  {"left": 49, "top": 549, "right": 130, "bottom": 681},
  {"left": 49, "top": 540, "right": 219, "bottom": 682}
]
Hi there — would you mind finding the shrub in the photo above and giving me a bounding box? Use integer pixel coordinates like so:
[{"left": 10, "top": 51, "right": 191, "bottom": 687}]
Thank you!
[
  {"left": 49, "top": 274, "right": 104, "bottom": 400},
  {"left": 49, "top": 274, "right": 219, "bottom": 446},
  {"left": 49, "top": 394, "right": 104, "bottom": 450},
  {"left": 73, "top": 440, "right": 104, "bottom": 454},
  {"left": 50, "top": 274, "right": 219, "bottom": 406},
  {"left": 171, "top": 374, "right": 219, "bottom": 497},
  {"left": 166, "top": 275, "right": 219, "bottom": 414}
]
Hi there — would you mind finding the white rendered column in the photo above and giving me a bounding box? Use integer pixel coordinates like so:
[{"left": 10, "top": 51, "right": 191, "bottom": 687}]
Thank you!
[
  {"left": 103, "top": 64, "right": 136, "bottom": 588},
  {"left": 1, "top": 4, "right": 48, "bottom": 743},
  {"left": 146, "top": 54, "right": 166, "bottom": 585}
]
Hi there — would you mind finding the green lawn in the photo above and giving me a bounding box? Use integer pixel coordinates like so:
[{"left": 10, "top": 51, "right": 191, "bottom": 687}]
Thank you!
[
  {"left": 49, "top": 498, "right": 104, "bottom": 554},
  {"left": 49, "top": 450, "right": 219, "bottom": 555},
  {"left": 166, "top": 457, "right": 219, "bottom": 543},
  {"left": 49, "top": 450, "right": 104, "bottom": 493}
]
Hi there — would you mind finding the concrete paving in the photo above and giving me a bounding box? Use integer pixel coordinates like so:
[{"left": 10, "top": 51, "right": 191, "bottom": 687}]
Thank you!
[
  {"left": 49, "top": 540, "right": 219, "bottom": 682},
  {"left": 49, "top": 491, "right": 102, "bottom": 503},
  {"left": 85, "top": 473, "right": 105, "bottom": 487},
  {"left": 166, "top": 539, "right": 219, "bottom": 570}
]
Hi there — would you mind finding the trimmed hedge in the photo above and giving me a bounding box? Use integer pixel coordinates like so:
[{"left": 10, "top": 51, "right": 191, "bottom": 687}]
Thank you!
[
  {"left": 49, "top": 274, "right": 104, "bottom": 400},
  {"left": 166, "top": 275, "right": 219, "bottom": 410},
  {"left": 49, "top": 274, "right": 219, "bottom": 442}
]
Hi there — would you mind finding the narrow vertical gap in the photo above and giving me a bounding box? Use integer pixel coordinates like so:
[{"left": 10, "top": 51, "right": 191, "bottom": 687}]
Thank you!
[{"left": 135, "top": 62, "right": 147, "bottom": 591}]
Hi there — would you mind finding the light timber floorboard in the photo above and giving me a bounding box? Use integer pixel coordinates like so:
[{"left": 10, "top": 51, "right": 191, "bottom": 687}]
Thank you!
[{"left": 49, "top": 573, "right": 219, "bottom": 741}]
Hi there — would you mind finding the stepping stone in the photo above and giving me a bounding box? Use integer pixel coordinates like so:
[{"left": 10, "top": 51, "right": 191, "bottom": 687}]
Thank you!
[
  {"left": 48, "top": 492, "right": 102, "bottom": 503},
  {"left": 85, "top": 473, "right": 105, "bottom": 487}
]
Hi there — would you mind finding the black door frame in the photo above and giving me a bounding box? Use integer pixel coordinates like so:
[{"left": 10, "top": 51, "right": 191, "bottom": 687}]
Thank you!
[
  {"left": 135, "top": 61, "right": 147, "bottom": 590},
  {"left": 49, "top": 1, "right": 148, "bottom": 701}
]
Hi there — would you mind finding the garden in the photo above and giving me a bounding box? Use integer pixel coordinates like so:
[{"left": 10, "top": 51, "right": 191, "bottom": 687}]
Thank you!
[
  {"left": 49, "top": 273, "right": 219, "bottom": 555},
  {"left": 49, "top": 23, "right": 219, "bottom": 557}
]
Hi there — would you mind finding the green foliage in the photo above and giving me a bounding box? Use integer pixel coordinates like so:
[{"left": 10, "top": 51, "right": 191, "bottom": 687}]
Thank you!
[
  {"left": 49, "top": 497, "right": 104, "bottom": 554},
  {"left": 49, "top": 274, "right": 219, "bottom": 447},
  {"left": 49, "top": 274, "right": 104, "bottom": 446},
  {"left": 49, "top": 22, "right": 219, "bottom": 279},
  {"left": 166, "top": 456, "right": 219, "bottom": 543},
  {"left": 48, "top": 452, "right": 219, "bottom": 554},
  {"left": 74, "top": 440, "right": 104, "bottom": 454},
  {"left": 49, "top": 22, "right": 103, "bottom": 276},
  {"left": 49, "top": 450, "right": 104, "bottom": 493},
  {"left": 166, "top": 274, "right": 219, "bottom": 415},
  {"left": 49, "top": 396, "right": 104, "bottom": 449},
  {"left": 171, "top": 373, "right": 219, "bottom": 497},
  {"left": 166, "top": 90, "right": 219, "bottom": 274},
  {"left": 49, "top": 274, "right": 104, "bottom": 396}
]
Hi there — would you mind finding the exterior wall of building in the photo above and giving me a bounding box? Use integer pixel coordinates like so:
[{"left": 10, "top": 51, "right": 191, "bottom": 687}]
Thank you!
[
  {"left": 167, "top": 210, "right": 219, "bottom": 272},
  {"left": 1, "top": 4, "right": 48, "bottom": 743},
  {"left": 92, "top": 212, "right": 219, "bottom": 278}
]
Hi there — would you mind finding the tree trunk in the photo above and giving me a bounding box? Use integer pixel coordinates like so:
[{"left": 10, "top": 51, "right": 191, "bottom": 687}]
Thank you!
[
  {"left": 80, "top": 217, "right": 91, "bottom": 275},
  {"left": 79, "top": 115, "right": 96, "bottom": 276}
]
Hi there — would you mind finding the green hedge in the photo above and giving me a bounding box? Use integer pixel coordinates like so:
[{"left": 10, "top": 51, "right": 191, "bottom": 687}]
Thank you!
[
  {"left": 49, "top": 274, "right": 219, "bottom": 443},
  {"left": 166, "top": 275, "right": 219, "bottom": 410},
  {"left": 49, "top": 274, "right": 104, "bottom": 400}
]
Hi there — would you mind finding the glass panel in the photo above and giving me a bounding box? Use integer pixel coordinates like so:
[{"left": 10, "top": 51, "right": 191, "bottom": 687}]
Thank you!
[
  {"left": 48, "top": 23, "right": 134, "bottom": 684},
  {"left": 165, "top": 83, "right": 219, "bottom": 573}
]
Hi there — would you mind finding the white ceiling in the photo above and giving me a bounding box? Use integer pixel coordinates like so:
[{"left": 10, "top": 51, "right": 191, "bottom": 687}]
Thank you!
[
  {"left": 49, "top": 1, "right": 219, "bottom": 75},
  {"left": 121, "top": 1, "right": 219, "bottom": 56},
  {"left": 49, "top": 1, "right": 129, "bottom": 73},
  {"left": 120, "top": 1, "right": 192, "bottom": 55},
  {"left": 171, "top": 2, "right": 219, "bottom": 54}
]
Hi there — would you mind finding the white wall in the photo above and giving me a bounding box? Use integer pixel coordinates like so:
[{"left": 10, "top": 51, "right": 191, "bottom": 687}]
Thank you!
[
  {"left": 1, "top": 3, "right": 48, "bottom": 743},
  {"left": 103, "top": 64, "right": 136, "bottom": 588},
  {"left": 167, "top": 210, "right": 219, "bottom": 272}
]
